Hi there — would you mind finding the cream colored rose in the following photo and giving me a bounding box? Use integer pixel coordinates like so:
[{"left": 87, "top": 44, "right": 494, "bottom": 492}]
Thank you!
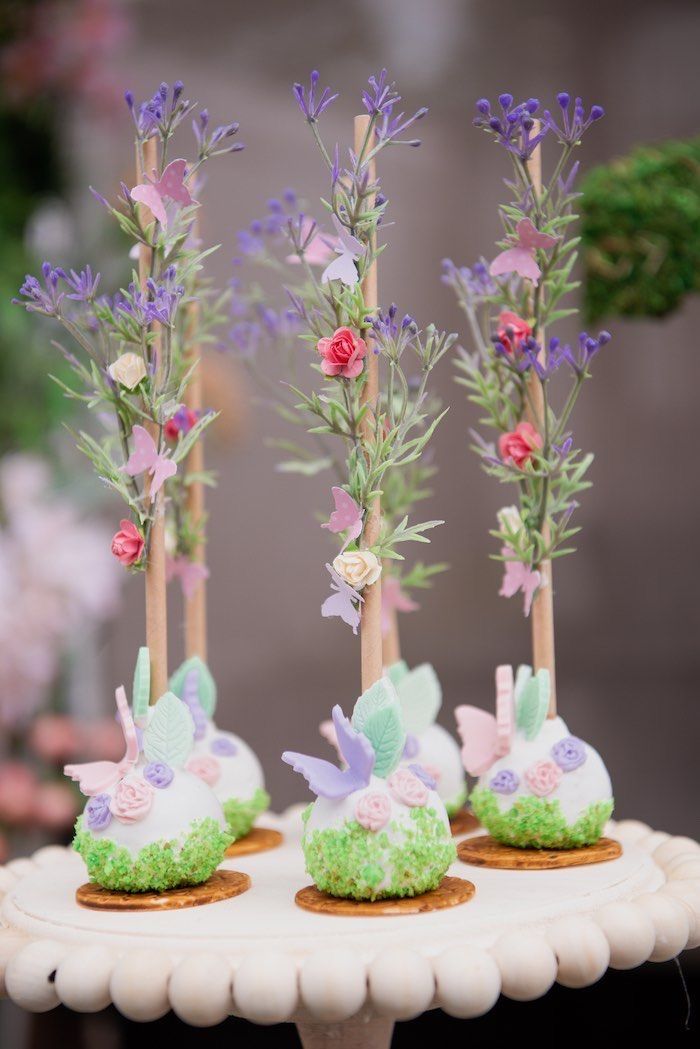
[
  {"left": 332, "top": 549, "right": 382, "bottom": 590},
  {"left": 109, "top": 352, "right": 147, "bottom": 390},
  {"left": 497, "top": 504, "right": 524, "bottom": 539}
]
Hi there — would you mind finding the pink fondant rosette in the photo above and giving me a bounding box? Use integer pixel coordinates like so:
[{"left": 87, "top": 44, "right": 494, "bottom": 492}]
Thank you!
[
  {"left": 387, "top": 768, "right": 429, "bottom": 808},
  {"left": 355, "top": 791, "right": 391, "bottom": 832},
  {"left": 524, "top": 759, "right": 562, "bottom": 798},
  {"left": 109, "top": 776, "right": 154, "bottom": 824},
  {"left": 185, "top": 754, "right": 221, "bottom": 787}
]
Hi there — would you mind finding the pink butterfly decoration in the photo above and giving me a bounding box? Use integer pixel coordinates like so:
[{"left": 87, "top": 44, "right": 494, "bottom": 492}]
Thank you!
[
  {"left": 321, "top": 486, "right": 363, "bottom": 547},
  {"left": 64, "top": 685, "right": 138, "bottom": 796},
  {"left": 381, "top": 576, "right": 420, "bottom": 635},
  {"left": 454, "top": 664, "right": 515, "bottom": 776},
  {"left": 131, "top": 159, "right": 198, "bottom": 230},
  {"left": 499, "top": 546, "right": 542, "bottom": 616},
  {"left": 321, "top": 563, "right": 363, "bottom": 634},
  {"left": 321, "top": 214, "right": 365, "bottom": 287},
  {"left": 489, "top": 218, "right": 559, "bottom": 286},
  {"left": 124, "top": 425, "right": 177, "bottom": 502},
  {"left": 166, "top": 555, "right": 210, "bottom": 599}
]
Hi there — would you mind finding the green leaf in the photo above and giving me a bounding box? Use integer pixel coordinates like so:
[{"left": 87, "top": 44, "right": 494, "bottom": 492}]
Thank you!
[
  {"left": 132, "top": 647, "right": 150, "bottom": 723},
  {"left": 352, "top": 676, "right": 397, "bottom": 736},
  {"left": 143, "top": 692, "right": 193, "bottom": 767},
  {"left": 395, "top": 663, "right": 442, "bottom": 735},
  {"left": 516, "top": 669, "right": 550, "bottom": 741},
  {"left": 276, "top": 457, "right": 332, "bottom": 476},
  {"left": 362, "top": 705, "right": 405, "bottom": 777},
  {"left": 386, "top": 660, "right": 409, "bottom": 688},
  {"left": 169, "top": 656, "right": 217, "bottom": 717}
]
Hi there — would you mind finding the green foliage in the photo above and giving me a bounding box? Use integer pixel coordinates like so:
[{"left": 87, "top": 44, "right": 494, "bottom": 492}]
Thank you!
[
  {"left": 581, "top": 136, "right": 700, "bottom": 320},
  {"left": 142, "top": 691, "right": 194, "bottom": 767},
  {"left": 132, "top": 647, "right": 151, "bottom": 722},
  {"left": 470, "top": 788, "right": 613, "bottom": 849},
  {"left": 168, "top": 656, "right": 217, "bottom": 718},
  {"left": 352, "top": 676, "right": 406, "bottom": 777},
  {"left": 222, "top": 787, "right": 270, "bottom": 840},
  {"left": 515, "top": 668, "right": 550, "bottom": 741},
  {"left": 394, "top": 663, "right": 442, "bottom": 736}
]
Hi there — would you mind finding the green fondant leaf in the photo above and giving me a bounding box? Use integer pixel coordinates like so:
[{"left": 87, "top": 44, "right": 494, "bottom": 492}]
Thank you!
[
  {"left": 395, "top": 663, "right": 442, "bottom": 735},
  {"left": 386, "top": 660, "right": 410, "bottom": 688},
  {"left": 516, "top": 669, "right": 550, "bottom": 741},
  {"left": 352, "top": 676, "right": 399, "bottom": 736},
  {"left": 362, "top": 704, "right": 405, "bottom": 777},
  {"left": 143, "top": 691, "right": 194, "bottom": 767},
  {"left": 169, "top": 656, "right": 217, "bottom": 717},
  {"left": 514, "top": 664, "right": 532, "bottom": 724},
  {"left": 132, "top": 647, "right": 151, "bottom": 722}
]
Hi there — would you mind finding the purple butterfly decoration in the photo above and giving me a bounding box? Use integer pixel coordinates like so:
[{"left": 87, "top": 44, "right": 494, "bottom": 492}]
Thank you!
[
  {"left": 321, "top": 563, "right": 363, "bottom": 634},
  {"left": 499, "top": 546, "right": 542, "bottom": 617},
  {"left": 489, "top": 218, "right": 559, "bottom": 286},
  {"left": 282, "top": 704, "right": 375, "bottom": 799},
  {"left": 321, "top": 486, "right": 363, "bottom": 548},
  {"left": 321, "top": 214, "right": 365, "bottom": 287}
]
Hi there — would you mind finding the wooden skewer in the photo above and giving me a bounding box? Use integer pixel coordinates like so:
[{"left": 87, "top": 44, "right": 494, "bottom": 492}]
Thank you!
[
  {"left": 183, "top": 219, "right": 207, "bottom": 662},
  {"left": 137, "top": 136, "right": 168, "bottom": 702},
  {"left": 382, "top": 594, "right": 401, "bottom": 667},
  {"left": 354, "top": 114, "right": 383, "bottom": 692},
  {"left": 526, "top": 130, "right": 557, "bottom": 717}
]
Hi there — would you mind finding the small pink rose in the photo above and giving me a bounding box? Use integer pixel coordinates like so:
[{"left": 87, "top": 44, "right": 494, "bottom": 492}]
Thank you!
[
  {"left": 316, "top": 326, "right": 367, "bottom": 379},
  {"left": 423, "top": 764, "right": 442, "bottom": 784},
  {"left": 524, "top": 759, "right": 562, "bottom": 798},
  {"left": 498, "top": 422, "right": 543, "bottom": 469},
  {"left": 387, "top": 768, "right": 429, "bottom": 808},
  {"left": 185, "top": 754, "right": 221, "bottom": 787},
  {"left": 111, "top": 519, "right": 145, "bottom": 567},
  {"left": 355, "top": 791, "right": 391, "bottom": 832},
  {"left": 109, "top": 776, "right": 154, "bottom": 824},
  {"left": 497, "top": 310, "right": 532, "bottom": 354}
]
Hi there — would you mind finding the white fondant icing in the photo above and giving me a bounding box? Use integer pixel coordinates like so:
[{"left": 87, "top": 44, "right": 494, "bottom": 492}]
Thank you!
[
  {"left": 87, "top": 762, "right": 226, "bottom": 856},
  {"left": 190, "top": 719, "right": 265, "bottom": 806},
  {"left": 478, "top": 715, "right": 612, "bottom": 824},
  {"left": 404, "top": 724, "right": 466, "bottom": 810}
]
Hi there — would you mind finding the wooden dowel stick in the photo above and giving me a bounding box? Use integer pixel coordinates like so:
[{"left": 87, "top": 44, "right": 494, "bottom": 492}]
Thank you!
[
  {"left": 526, "top": 132, "right": 557, "bottom": 717},
  {"left": 382, "top": 590, "right": 401, "bottom": 668},
  {"left": 355, "top": 114, "right": 383, "bottom": 693},
  {"left": 137, "top": 137, "right": 168, "bottom": 702},
  {"left": 183, "top": 220, "right": 207, "bottom": 662}
]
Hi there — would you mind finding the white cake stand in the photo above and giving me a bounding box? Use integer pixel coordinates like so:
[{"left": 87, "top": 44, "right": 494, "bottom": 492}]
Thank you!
[{"left": 0, "top": 811, "right": 698, "bottom": 1048}]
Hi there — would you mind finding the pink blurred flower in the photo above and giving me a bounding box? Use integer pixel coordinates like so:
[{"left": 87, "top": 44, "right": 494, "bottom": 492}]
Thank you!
[
  {"left": 381, "top": 576, "right": 419, "bottom": 635},
  {"left": 29, "top": 714, "right": 82, "bottom": 763},
  {"left": 387, "top": 768, "right": 429, "bottom": 808},
  {"left": 286, "top": 219, "right": 335, "bottom": 267},
  {"left": 498, "top": 422, "right": 543, "bottom": 469},
  {"left": 0, "top": 762, "right": 40, "bottom": 825},
  {"left": 34, "top": 781, "right": 79, "bottom": 829},
  {"left": 84, "top": 718, "right": 125, "bottom": 761}
]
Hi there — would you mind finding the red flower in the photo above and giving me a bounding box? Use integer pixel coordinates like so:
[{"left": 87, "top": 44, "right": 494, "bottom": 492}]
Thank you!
[
  {"left": 111, "top": 519, "right": 145, "bottom": 567},
  {"left": 498, "top": 422, "right": 543, "bottom": 468},
  {"left": 316, "top": 326, "right": 366, "bottom": 379},
  {"left": 165, "top": 407, "right": 198, "bottom": 442},
  {"left": 497, "top": 310, "right": 531, "bottom": 354}
]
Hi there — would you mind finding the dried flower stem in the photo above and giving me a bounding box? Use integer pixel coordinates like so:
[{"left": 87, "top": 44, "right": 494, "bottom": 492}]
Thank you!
[
  {"left": 355, "top": 114, "right": 383, "bottom": 691},
  {"left": 137, "top": 137, "right": 169, "bottom": 702}
]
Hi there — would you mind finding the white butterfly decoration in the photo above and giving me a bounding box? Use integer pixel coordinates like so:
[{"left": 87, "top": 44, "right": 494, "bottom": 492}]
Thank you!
[{"left": 321, "top": 215, "right": 366, "bottom": 287}]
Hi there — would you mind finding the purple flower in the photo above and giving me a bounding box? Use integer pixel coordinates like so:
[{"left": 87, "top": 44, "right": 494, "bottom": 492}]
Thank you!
[
  {"left": 193, "top": 108, "right": 243, "bottom": 160},
  {"left": 402, "top": 733, "right": 420, "bottom": 760},
  {"left": 85, "top": 793, "right": 112, "bottom": 831},
  {"left": 211, "top": 737, "right": 238, "bottom": 757},
  {"left": 293, "top": 71, "right": 338, "bottom": 123},
  {"left": 550, "top": 330, "right": 612, "bottom": 376},
  {"left": 473, "top": 94, "right": 548, "bottom": 161},
  {"left": 362, "top": 69, "right": 400, "bottom": 116},
  {"left": 56, "top": 265, "right": 101, "bottom": 303},
  {"left": 143, "top": 761, "right": 174, "bottom": 789},
  {"left": 551, "top": 736, "right": 587, "bottom": 772},
  {"left": 441, "top": 258, "right": 497, "bottom": 306},
  {"left": 375, "top": 103, "right": 428, "bottom": 148},
  {"left": 543, "top": 94, "right": 604, "bottom": 146},
  {"left": 409, "top": 763, "right": 437, "bottom": 790},
  {"left": 489, "top": 769, "right": 520, "bottom": 795},
  {"left": 125, "top": 81, "right": 195, "bottom": 141},
  {"left": 14, "top": 263, "right": 65, "bottom": 316}
]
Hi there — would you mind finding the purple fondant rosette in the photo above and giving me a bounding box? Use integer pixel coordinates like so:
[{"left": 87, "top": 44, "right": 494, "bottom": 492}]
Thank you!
[
  {"left": 144, "top": 761, "right": 174, "bottom": 788},
  {"left": 409, "top": 763, "right": 437, "bottom": 790},
  {"left": 489, "top": 769, "right": 520, "bottom": 795},
  {"left": 85, "top": 792, "right": 112, "bottom": 831},
  {"left": 211, "top": 736, "right": 238, "bottom": 757},
  {"left": 551, "top": 736, "right": 587, "bottom": 772}
]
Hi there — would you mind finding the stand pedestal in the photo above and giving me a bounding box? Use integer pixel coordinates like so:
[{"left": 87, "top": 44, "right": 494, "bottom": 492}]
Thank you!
[{"left": 297, "top": 1015, "right": 394, "bottom": 1049}]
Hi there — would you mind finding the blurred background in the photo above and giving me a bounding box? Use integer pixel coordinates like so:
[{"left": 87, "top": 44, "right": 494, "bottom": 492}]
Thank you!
[{"left": 0, "top": 0, "right": 698, "bottom": 1044}]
